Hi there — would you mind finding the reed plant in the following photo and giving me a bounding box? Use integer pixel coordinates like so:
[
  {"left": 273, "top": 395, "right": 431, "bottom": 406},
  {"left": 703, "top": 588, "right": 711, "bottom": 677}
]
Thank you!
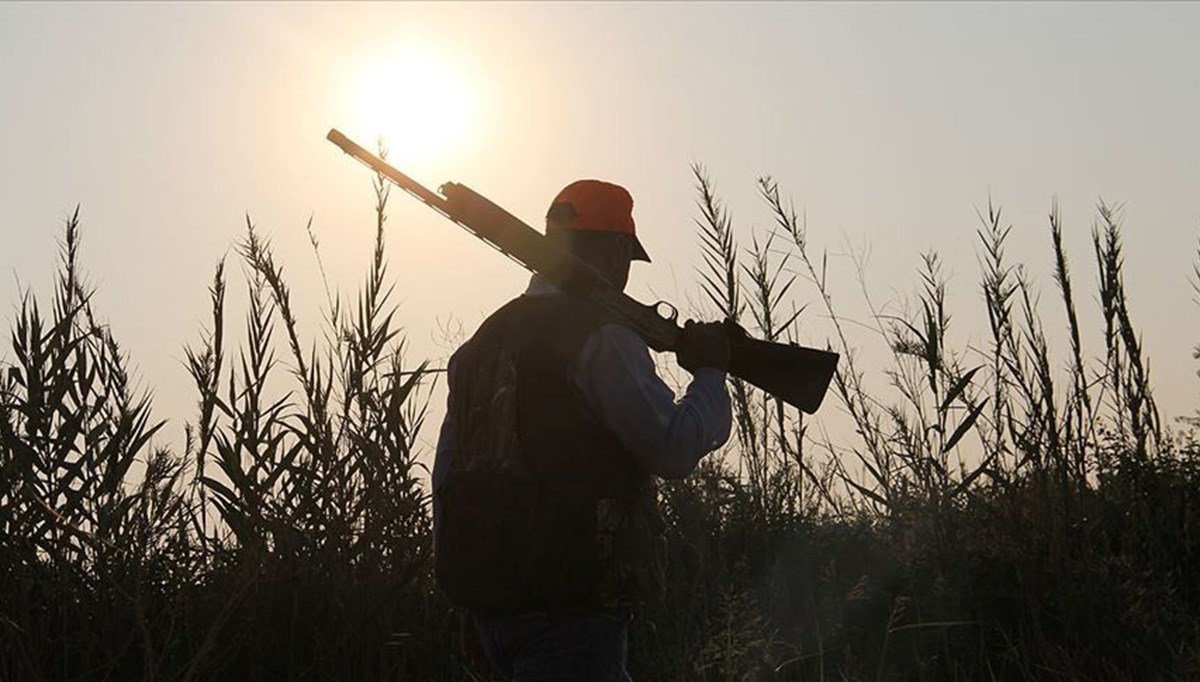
[
  {"left": 635, "top": 172, "right": 1200, "bottom": 681},
  {"left": 3, "top": 171, "right": 1199, "bottom": 680},
  {"left": 1, "top": 209, "right": 196, "bottom": 680},
  {"left": 174, "top": 167, "right": 450, "bottom": 680},
  {"left": 0, "top": 172, "right": 456, "bottom": 680}
]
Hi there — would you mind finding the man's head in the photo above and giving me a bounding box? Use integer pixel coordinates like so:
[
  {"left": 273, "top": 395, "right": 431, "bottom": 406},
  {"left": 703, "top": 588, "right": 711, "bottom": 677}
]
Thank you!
[{"left": 545, "top": 179, "right": 649, "bottom": 291}]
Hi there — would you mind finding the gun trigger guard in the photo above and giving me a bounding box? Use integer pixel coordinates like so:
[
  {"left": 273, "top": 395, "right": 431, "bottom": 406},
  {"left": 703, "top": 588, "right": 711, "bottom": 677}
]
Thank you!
[{"left": 653, "top": 300, "right": 679, "bottom": 324}]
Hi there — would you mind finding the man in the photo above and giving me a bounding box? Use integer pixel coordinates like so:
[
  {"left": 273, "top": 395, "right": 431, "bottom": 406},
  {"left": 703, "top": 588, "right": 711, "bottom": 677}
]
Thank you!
[{"left": 432, "top": 179, "right": 732, "bottom": 681}]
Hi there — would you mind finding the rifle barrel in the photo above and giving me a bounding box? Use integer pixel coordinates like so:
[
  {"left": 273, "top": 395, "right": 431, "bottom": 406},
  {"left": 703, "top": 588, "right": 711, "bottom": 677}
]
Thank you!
[
  {"left": 325, "top": 128, "right": 839, "bottom": 414},
  {"left": 326, "top": 129, "right": 450, "bottom": 214}
]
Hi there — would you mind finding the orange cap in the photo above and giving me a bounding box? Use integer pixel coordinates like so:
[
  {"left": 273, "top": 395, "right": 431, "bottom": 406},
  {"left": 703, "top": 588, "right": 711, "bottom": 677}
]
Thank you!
[{"left": 545, "top": 179, "right": 650, "bottom": 262}]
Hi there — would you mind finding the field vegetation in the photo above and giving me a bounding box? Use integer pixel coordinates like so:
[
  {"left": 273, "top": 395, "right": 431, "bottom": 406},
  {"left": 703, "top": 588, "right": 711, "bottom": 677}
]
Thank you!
[{"left": 2, "top": 169, "right": 1198, "bottom": 680}]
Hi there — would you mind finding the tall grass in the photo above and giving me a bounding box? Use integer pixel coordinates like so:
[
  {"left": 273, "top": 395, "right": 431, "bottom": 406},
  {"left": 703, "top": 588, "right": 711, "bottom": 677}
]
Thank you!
[
  {"left": 2, "top": 174, "right": 1199, "bottom": 680},
  {"left": 637, "top": 175, "right": 1200, "bottom": 681},
  {"left": 1, "top": 209, "right": 193, "bottom": 680},
  {"left": 1, "top": 174, "right": 451, "bottom": 680}
]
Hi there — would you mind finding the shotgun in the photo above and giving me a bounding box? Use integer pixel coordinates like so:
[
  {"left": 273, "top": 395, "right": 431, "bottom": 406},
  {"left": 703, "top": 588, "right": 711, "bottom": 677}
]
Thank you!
[{"left": 326, "top": 129, "right": 838, "bottom": 413}]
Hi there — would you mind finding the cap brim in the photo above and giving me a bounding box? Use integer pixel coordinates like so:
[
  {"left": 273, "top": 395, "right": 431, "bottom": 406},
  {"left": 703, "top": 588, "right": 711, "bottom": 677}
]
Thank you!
[{"left": 631, "top": 236, "right": 651, "bottom": 262}]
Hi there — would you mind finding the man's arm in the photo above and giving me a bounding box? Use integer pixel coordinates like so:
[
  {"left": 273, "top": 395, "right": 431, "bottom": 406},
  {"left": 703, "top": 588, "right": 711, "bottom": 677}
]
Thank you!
[{"left": 573, "top": 323, "right": 732, "bottom": 479}]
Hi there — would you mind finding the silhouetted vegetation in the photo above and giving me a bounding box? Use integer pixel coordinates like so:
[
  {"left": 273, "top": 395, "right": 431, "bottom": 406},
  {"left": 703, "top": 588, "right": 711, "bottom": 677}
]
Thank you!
[{"left": 3, "top": 171, "right": 1198, "bottom": 680}]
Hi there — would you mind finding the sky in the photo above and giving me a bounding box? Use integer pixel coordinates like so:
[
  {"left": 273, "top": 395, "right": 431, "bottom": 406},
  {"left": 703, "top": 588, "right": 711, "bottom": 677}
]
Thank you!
[{"left": 2, "top": 2, "right": 1199, "bottom": 464}]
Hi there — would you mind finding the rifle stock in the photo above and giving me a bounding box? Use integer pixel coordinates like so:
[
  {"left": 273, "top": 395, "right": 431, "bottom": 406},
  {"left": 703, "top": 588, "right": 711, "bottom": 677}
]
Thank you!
[
  {"left": 326, "top": 128, "right": 838, "bottom": 413},
  {"left": 728, "top": 330, "right": 839, "bottom": 415}
]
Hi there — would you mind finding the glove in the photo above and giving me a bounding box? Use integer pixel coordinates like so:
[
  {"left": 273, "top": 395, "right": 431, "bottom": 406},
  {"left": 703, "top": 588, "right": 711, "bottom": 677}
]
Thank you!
[{"left": 676, "top": 320, "right": 731, "bottom": 373}]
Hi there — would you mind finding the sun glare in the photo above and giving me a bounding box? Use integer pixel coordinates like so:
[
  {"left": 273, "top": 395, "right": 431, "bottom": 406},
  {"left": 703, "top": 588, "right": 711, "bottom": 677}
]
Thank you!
[{"left": 351, "top": 45, "right": 473, "bottom": 165}]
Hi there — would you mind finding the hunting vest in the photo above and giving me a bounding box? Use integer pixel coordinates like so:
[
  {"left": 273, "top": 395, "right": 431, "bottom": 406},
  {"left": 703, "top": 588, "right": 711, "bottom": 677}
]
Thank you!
[{"left": 435, "top": 295, "right": 666, "bottom": 612}]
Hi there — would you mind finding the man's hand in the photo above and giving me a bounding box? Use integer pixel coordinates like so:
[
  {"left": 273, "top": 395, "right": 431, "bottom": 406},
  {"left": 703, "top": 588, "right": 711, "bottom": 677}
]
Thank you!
[{"left": 676, "top": 320, "right": 731, "bottom": 373}]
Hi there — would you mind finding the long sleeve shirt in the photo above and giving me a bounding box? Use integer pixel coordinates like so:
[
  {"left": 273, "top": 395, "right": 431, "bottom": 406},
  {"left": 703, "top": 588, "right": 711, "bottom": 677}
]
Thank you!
[{"left": 433, "top": 276, "right": 732, "bottom": 507}]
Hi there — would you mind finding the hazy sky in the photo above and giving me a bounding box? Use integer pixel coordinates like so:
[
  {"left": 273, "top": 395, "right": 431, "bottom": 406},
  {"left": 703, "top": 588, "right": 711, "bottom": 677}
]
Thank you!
[{"left": 2, "top": 2, "right": 1199, "bottom": 458}]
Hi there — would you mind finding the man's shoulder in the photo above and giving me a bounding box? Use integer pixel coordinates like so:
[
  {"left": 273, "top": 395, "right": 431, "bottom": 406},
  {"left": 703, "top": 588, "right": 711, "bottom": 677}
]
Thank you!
[
  {"left": 460, "top": 297, "right": 528, "bottom": 342},
  {"left": 577, "top": 323, "right": 654, "bottom": 378},
  {"left": 449, "top": 297, "right": 526, "bottom": 366},
  {"left": 455, "top": 296, "right": 619, "bottom": 358},
  {"left": 589, "top": 322, "right": 649, "bottom": 349}
]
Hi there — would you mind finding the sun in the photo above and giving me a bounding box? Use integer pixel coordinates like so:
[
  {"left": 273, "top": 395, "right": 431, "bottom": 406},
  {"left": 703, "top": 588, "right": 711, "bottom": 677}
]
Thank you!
[{"left": 351, "top": 44, "right": 473, "bottom": 165}]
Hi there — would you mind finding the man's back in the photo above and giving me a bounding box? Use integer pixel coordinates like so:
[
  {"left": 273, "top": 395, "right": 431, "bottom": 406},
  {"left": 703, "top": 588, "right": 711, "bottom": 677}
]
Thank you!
[{"left": 434, "top": 294, "right": 660, "bottom": 611}]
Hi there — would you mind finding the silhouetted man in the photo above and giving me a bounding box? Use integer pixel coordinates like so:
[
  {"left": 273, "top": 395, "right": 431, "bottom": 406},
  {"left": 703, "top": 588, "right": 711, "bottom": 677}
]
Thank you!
[{"left": 433, "top": 179, "right": 732, "bottom": 681}]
